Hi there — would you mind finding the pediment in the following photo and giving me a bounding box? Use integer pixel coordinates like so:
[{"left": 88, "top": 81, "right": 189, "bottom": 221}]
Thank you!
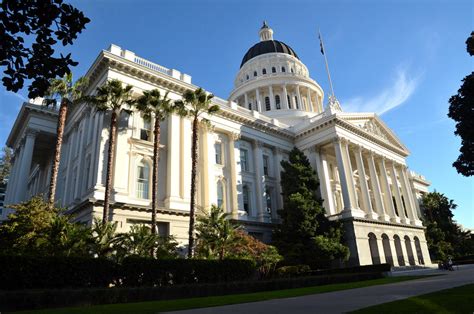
[{"left": 337, "top": 113, "right": 409, "bottom": 153}]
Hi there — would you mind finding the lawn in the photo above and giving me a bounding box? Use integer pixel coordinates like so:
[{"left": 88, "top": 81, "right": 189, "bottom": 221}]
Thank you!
[
  {"left": 16, "top": 276, "right": 427, "bottom": 314},
  {"left": 352, "top": 284, "right": 474, "bottom": 314}
]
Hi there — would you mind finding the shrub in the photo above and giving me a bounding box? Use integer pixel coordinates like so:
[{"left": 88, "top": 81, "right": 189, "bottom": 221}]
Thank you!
[{"left": 275, "top": 264, "right": 311, "bottom": 278}]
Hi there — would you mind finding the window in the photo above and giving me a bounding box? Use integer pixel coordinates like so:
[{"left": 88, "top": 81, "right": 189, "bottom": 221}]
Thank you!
[
  {"left": 136, "top": 161, "right": 150, "bottom": 199},
  {"left": 248, "top": 103, "right": 252, "bottom": 110},
  {"left": 246, "top": 74, "right": 249, "bottom": 80},
  {"left": 215, "top": 142, "right": 223, "bottom": 164},
  {"left": 240, "top": 149, "right": 249, "bottom": 172},
  {"left": 291, "top": 67, "right": 294, "bottom": 73},
  {"left": 294, "top": 96, "right": 299, "bottom": 109},
  {"left": 263, "top": 155, "right": 270, "bottom": 176},
  {"left": 217, "top": 180, "right": 224, "bottom": 208},
  {"left": 253, "top": 71, "right": 257, "bottom": 77},
  {"left": 287, "top": 95, "right": 292, "bottom": 109},
  {"left": 272, "top": 67, "right": 276, "bottom": 73},
  {"left": 282, "top": 67, "right": 286, "bottom": 72},
  {"left": 265, "top": 188, "right": 273, "bottom": 214},
  {"left": 156, "top": 222, "right": 170, "bottom": 237},
  {"left": 140, "top": 118, "right": 151, "bottom": 141},
  {"left": 275, "top": 95, "right": 281, "bottom": 109},
  {"left": 265, "top": 96, "right": 271, "bottom": 111},
  {"left": 262, "top": 68, "right": 267, "bottom": 75},
  {"left": 242, "top": 184, "right": 250, "bottom": 214}
]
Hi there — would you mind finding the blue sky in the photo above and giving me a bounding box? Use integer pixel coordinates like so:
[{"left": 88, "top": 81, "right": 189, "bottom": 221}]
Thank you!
[{"left": 1, "top": 0, "right": 472, "bottom": 228}]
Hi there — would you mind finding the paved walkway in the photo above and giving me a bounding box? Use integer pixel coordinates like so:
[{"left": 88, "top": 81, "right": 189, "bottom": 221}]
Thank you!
[{"left": 165, "top": 264, "right": 474, "bottom": 314}]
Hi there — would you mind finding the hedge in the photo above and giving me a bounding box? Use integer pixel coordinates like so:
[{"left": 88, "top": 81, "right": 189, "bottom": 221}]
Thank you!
[
  {"left": 0, "top": 272, "right": 384, "bottom": 312},
  {"left": 0, "top": 255, "right": 255, "bottom": 290}
]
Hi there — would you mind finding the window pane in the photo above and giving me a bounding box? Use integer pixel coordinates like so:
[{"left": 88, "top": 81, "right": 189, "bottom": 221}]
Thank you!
[
  {"left": 240, "top": 149, "right": 248, "bottom": 172},
  {"left": 217, "top": 181, "right": 224, "bottom": 208},
  {"left": 215, "top": 142, "right": 222, "bottom": 164},
  {"left": 137, "top": 163, "right": 149, "bottom": 199},
  {"left": 265, "top": 97, "right": 270, "bottom": 111},
  {"left": 263, "top": 155, "right": 269, "bottom": 176}
]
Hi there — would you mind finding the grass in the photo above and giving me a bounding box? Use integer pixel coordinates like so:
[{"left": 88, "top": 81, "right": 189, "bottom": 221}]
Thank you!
[
  {"left": 352, "top": 284, "right": 474, "bottom": 314},
  {"left": 16, "top": 276, "right": 428, "bottom": 314}
]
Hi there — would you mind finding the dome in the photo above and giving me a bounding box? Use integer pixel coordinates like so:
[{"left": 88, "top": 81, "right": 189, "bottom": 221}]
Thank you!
[{"left": 240, "top": 40, "right": 300, "bottom": 68}]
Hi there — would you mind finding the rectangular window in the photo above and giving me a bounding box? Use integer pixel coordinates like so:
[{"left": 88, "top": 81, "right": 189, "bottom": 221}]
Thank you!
[
  {"left": 240, "top": 149, "right": 249, "bottom": 172},
  {"left": 140, "top": 119, "right": 151, "bottom": 141},
  {"left": 242, "top": 184, "right": 250, "bottom": 214},
  {"left": 215, "top": 142, "right": 223, "bottom": 164},
  {"left": 263, "top": 155, "right": 269, "bottom": 176},
  {"left": 265, "top": 187, "right": 273, "bottom": 215},
  {"left": 157, "top": 222, "right": 170, "bottom": 237}
]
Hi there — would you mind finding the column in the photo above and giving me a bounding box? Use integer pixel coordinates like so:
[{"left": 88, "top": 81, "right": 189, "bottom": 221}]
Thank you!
[
  {"left": 333, "top": 138, "right": 351, "bottom": 210},
  {"left": 378, "top": 158, "right": 398, "bottom": 223},
  {"left": 314, "top": 148, "right": 336, "bottom": 215},
  {"left": 342, "top": 141, "right": 360, "bottom": 210},
  {"left": 244, "top": 93, "right": 249, "bottom": 110},
  {"left": 355, "top": 146, "right": 376, "bottom": 219},
  {"left": 15, "top": 129, "right": 37, "bottom": 202},
  {"left": 367, "top": 152, "right": 388, "bottom": 221},
  {"left": 268, "top": 85, "right": 275, "bottom": 110},
  {"left": 389, "top": 161, "right": 407, "bottom": 224},
  {"left": 306, "top": 88, "right": 313, "bottom": 112},
  {"left": 400, "top": 166, "right": 422, "bottom": 226},
  {"left": 282, "top": 85, "right": 289, "bottom": 109},
  {"left": 273, "top": 147, "right": 283, "bottom": 220},
  {"left": 398, "top": 164, "right": 415, "bottom": 223},
  {"left": 165, "top": 113, "right": 183, "bottom": 210},
  {"left": 253, "top": 140, "right": 265, "bottom": 222},
  {"left": 4, "top": 148, "right": 20, "bottom": 205},
  {"left": 228, "top": 132, "right": 240, "bottom": 219},
  {"left": 255, "top": 88, "right": 262, "bottom": 112},
  {"left": 296, "top": 86, "right": 303, "bottom": 110}
]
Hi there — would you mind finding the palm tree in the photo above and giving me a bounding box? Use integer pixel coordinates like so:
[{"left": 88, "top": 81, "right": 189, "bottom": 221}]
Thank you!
[
  {"left": 175, "top": 88, "right": 219, "bottom": 258},
  {"left": 87, "top": 79, "right": 133, "bottom": 221},
  {"left": 133, "top": 89, "right": 174, "bottom": 234},
  {"left": 44, "top": 73, "right": 89, "bottom": 206}
]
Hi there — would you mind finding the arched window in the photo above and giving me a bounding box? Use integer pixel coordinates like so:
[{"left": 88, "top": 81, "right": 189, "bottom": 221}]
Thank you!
[
  {"left": 287, "top": 95, "right": 292, "bottom": 109},
  {"left": 246, "top": 75, "right": 249, "bottom": 80},
  {"left": 368, "top": 233, "right": 381, "bottom": 264},
  {"left": 272, "top": 67, "right": 276, "bottom": 73},
  {"left": 291, "top": 67, "right": 294, "bottom": 73},
  {"left": 262, "top": 68, "right": 267, "bottom": 75},
  {"left": 253, "top": 71, "right": 257, "bottom": 77},
  {"left": 248, "top": 102, "right": 252, "bottom": 110},
  {"left": 281, "top": 66, "right": 286, "bottom": 73},
  {"left": 275, "top": 95, "right": 281, "bottom": 109},
  {"left": 217, "top": 180, "right": 224, "bottom": 208},
  {"left": 394, "top": 235, "right": 405, "bottom": 266},
  {"left": 136, "top": 161, "right": 150, "bottom": 199},
  {"left": 294, "top": 96, "right": 299, "bottom": 109},
  {"left": 265, "top": 96, "right": 271, "bottom": 111},
  {"left": 382, "top": 234, "right": 394, "bottom": 266}
]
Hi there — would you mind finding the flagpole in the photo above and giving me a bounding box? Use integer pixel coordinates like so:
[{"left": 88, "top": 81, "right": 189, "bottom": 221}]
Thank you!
[{"left": 318, "top": 29, "right": 335, "bottom": 98}]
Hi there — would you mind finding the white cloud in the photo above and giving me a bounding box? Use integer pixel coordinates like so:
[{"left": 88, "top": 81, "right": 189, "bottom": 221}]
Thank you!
[{"left": 343, "top": 67, "right": 421, "bottom": 115}]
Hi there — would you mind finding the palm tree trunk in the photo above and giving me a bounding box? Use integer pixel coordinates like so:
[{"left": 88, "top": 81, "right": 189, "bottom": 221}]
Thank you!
[
  {"left": 48, "top": 99, "right": 68, "bottom": 207},
  {"left": 103, "top": 110, "right": 118, "bottom": 221},
  {"left": 151, "top": 117, "right": 161, "bottom": 235},
  {"left": 187, "top": 117, "right": 199, "bottom": 258}
]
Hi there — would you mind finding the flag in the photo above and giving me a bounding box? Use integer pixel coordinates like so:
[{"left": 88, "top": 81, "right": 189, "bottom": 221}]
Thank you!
[{"left": 319, "top": 32, "right": 325, "bottom": 55}]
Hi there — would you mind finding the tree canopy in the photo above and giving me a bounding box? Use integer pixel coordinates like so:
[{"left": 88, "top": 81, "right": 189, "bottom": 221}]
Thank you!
[
  {"left": 1, "top": 0, "right": 90, "bottom": 99},
  {"left": 448, "top": 32, "right": 474, "bottom": 176},
  {"left": 273, "top": 147, "right": 349, "bottom": 269}
]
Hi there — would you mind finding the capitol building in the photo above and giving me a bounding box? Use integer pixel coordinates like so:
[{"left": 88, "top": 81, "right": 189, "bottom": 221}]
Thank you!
[{"left": 2, "top": 23, "right": 432, "bottom": 267}]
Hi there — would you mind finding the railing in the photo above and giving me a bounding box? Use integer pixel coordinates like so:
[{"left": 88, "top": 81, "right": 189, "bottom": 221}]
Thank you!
[{"left": 133, "top": 56, "right": 171, "bottom": 76}]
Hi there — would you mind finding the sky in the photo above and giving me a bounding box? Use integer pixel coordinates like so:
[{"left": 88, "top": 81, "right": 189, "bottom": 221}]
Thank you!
[{"left": 0, "top": 0, "right": 472, "bottom": 228}]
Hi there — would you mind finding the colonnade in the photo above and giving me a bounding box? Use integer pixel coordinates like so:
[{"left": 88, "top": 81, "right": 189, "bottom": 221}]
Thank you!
[
  {"left": 311, "top": 137, "right": 422, "bottom": 226},
  {"left": 237, "top": 84, "right": 322, "bottom": 113}
]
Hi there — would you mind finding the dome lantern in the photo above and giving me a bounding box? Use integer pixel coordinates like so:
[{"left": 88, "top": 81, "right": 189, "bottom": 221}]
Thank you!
[{"left": 259, "top": 21, "right": 273, "bottom": 41}]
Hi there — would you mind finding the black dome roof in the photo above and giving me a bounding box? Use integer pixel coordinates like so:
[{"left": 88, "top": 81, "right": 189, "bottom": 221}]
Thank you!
[{"left": 240, "top": 40, "right": 299, "bottom": 68}]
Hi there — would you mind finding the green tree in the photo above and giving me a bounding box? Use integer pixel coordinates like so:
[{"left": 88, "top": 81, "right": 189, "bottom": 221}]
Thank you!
[
  {"left": 133, "top": 89, "right": 174, "bottom": 235},
  {"left": 195, "top": 205, "right": 240, "bottom": 260},
  {"left": 175, "top": 88, "right": 219, "bottom": 258},
  {"left": 114, "top": 224, "right": 178, "bottom": 261},
  {"left": 89, "top": 218, "right": 119, "bottom": 258},
  {"left": 87, "top": 79, "right": 133, "bottom": 221},
  {"left": 44, "top": 73, "right": 89, "bottom": 206},
  {"left": 421, "top": 191, "right": 473, "bottom": 259},
  {"left": 1, "top": 0, "right": 90, "bottom": 98},
  {"left": 273, "top": 147, "right": 349, "bottom": 269},
  {"left": 0, "top": 146, "right": 12, "bottom": 183},
  {"left": 448, "top": 32, "right": 474, "bottom": 176}
]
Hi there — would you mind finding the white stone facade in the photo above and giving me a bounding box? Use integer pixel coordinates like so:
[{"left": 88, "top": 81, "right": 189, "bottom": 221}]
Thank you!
[{"left": 2, "top": 24, "right": 432, "bottom": 266}]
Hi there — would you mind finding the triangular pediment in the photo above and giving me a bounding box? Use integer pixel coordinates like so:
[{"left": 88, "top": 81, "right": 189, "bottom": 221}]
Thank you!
[{"left": 337, "top": 113, "right": 409, "bottom": 153}]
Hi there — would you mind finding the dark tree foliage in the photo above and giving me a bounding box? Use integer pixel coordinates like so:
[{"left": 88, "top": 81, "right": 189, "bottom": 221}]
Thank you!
[
  {"left": 273, "top": 147, "right": 349, "bottom": 269},
  {"left": 421, "top": 191, "right": 473, "bottom": 260},
  {"left": 0, "top": 0, "right": 90, "bottom": 99},
  {"left": 448, "top": 32, "right": 474, "bottom": 176}
]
